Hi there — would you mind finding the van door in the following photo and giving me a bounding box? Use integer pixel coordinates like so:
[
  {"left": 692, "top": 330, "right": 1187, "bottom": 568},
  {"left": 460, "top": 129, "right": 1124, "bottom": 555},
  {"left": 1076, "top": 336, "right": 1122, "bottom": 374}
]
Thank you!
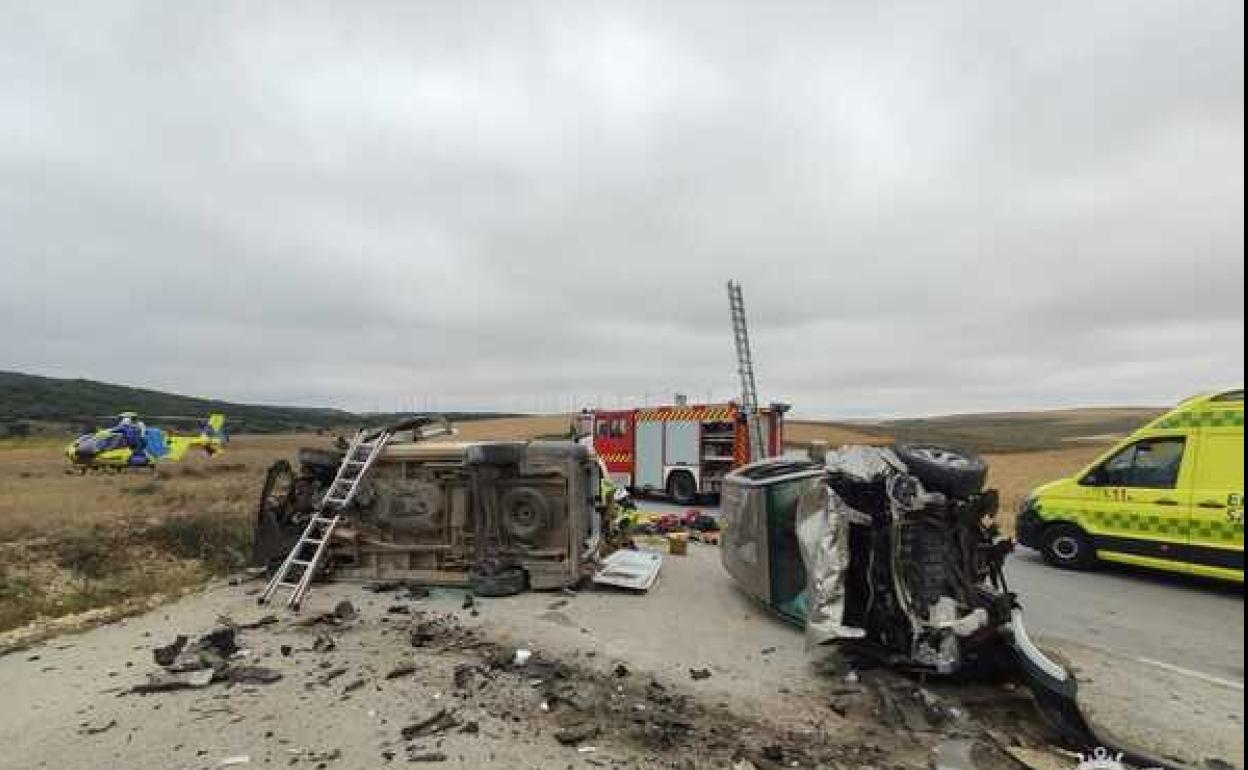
[
  {"left": 1078, "top": 436, "right": 1193, "bottom": 566},
  {"left": 1188, "top": 431, "right": 1246, "bottom": 576}
]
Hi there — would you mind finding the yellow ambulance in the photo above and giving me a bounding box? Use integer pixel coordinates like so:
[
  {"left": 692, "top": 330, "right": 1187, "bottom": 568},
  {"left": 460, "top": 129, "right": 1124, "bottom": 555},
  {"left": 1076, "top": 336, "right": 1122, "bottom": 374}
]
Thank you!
[{"left": 1017, "top": 389, "right": 1244, "bottom": 582}]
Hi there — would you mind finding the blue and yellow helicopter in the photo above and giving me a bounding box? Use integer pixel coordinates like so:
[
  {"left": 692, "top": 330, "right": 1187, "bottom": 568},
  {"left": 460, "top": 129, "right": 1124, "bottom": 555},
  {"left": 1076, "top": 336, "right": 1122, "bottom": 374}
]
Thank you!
[{"left": 65, "top": 412, "right": 227, "bottom": 471}]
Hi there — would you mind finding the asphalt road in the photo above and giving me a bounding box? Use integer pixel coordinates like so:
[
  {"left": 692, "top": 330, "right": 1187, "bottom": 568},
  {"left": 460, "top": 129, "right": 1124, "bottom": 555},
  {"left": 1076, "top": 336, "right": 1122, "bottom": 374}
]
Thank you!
[
  {"left": 1007, "top": 548, "right": 1244, "bottom": 685},
  {"left": 640, "top": 497, "right": 1245, "bottom": 685}
]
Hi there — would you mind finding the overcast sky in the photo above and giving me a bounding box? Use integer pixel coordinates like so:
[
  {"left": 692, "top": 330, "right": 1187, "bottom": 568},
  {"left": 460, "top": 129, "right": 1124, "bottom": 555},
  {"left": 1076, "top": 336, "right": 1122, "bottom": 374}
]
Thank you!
[{"left": 1, "top": 2, "right": 1243, "bottom": 418}]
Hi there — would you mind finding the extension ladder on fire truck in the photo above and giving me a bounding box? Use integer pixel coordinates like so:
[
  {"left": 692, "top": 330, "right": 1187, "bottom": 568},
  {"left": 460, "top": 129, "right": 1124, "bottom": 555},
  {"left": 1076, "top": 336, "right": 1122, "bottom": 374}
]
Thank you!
[
  {"left": 258, "top": 429, "right": 391, "bottom": 610},
  {"left": 727, "top": 280, "right": 766, "bottom": 462}
]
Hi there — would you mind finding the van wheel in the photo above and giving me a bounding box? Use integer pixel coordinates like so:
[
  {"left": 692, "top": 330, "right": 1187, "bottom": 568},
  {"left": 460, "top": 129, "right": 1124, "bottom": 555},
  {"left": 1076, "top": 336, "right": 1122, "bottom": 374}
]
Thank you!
[
  {"left": 1041, "top": 524, "right": 1096, "bottom": 570},
  {"left": 667, "top": 471, "right": 698, "bottom": 505}
]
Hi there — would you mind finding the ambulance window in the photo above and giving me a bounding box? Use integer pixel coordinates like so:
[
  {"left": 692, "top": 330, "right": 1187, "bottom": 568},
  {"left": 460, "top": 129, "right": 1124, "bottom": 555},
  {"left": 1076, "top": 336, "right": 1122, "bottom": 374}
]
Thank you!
[
  {"left": 1084, "top": 437, "right": 1187, "bottom": 489},
  {"left": 1131, "top": 439, "right": 1186, "bottom": 488},
  {"left": 1094, "top": 445, "right": 1137, "bottom": 486}
]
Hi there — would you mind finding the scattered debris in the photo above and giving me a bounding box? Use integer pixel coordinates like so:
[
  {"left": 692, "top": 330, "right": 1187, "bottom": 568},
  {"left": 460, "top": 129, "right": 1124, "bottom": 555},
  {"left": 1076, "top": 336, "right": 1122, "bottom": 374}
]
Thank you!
[
  {"left": 152, "top": 635, "right": 189, "bottom": 666},
  {"left": 77, "top": 719, "right": 118, "bottom": 735},
  {"left": 689, "top": 668, "right": 712, "bottom": 681},
  {"left": 384, "top": 662, "right": 418, "bottom": 680},
  {"left": 312, "top": 632, "right": 336, "bottom": 653},
  {"left": 332, "top": 600, "right": 357, "bottom": 621},
  {"left": 554, "top": 720, "right": 601, "bottom": 746},
  {"left": 400, "top": 709, "right": 461, "bottom": 741},
  {"left": 133, "top": 626, "right": 280, "bottom": 695},
  {"left": 225, "top": 666, "right": 283, "bottom": 685},
  {"left": 406, "top": 752, "right": 448, "bottom": 763},
  {"left": 132, "top": 668, "right": 216, "bottom": 693},
  {"left": 408, "top": 612, "right": 477, "bottom": 650},
  {"left": 296, "top": 601, "right": 358, "bottom": 629}
]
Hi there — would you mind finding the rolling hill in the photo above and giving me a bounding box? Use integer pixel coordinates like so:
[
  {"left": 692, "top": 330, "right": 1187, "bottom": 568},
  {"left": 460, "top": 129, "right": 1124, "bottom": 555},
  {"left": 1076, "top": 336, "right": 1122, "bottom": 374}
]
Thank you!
[
  {"left": 0, "top": 371, "right": 517, "bottom": 434},
  {"left": 794, "top": 405, "right": 1166, "bottom": 454}
]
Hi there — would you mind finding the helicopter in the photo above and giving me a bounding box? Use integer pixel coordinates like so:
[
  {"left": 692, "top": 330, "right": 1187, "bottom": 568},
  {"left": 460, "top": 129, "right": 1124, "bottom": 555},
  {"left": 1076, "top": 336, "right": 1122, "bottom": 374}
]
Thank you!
[{"left": 65, "top": 412, "right": 227, "bottom": 471}]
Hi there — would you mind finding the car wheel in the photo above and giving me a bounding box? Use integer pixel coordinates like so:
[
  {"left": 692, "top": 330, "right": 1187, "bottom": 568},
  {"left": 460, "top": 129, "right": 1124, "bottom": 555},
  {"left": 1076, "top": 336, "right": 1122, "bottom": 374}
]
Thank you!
[
  {"left": 1041, "top": 524, "right": 1096, "bottom": 570},
  {"left": 892, "top": 444, "right": 988, "bottom": 498},
  {"left": 667, "top": 471, "right": 698, "bottom": 505}
]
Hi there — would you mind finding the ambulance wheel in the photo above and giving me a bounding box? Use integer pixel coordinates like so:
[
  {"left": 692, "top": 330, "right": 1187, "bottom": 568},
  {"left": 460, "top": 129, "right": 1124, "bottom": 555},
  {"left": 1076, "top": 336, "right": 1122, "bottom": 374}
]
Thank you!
[
  {"left": 1041, "top": 524, "right": 1096, "bottom": 570},
  {"left": 667, "top": 471, "right": 698, "bottom": 505}
]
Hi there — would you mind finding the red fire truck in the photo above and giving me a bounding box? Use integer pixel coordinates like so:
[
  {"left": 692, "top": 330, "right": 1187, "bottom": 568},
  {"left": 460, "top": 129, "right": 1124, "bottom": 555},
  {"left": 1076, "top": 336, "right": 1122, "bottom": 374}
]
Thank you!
[{"left": 579, "top": 402, "right": 789, "bottom": 503}]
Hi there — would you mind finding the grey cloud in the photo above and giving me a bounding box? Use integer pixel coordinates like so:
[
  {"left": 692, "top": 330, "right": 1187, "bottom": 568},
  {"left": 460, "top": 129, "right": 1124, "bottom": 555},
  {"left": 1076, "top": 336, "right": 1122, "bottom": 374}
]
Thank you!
[{"left": 1, "top": 1, "right": 1242, "bottom": 418}]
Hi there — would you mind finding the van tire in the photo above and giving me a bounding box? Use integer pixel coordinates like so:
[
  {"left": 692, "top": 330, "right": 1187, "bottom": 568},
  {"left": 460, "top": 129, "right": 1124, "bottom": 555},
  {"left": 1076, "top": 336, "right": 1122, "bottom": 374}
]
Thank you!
[
  {"left": 499, "top": 487, "right": 551, "bottom": 542},
  {"left": 667, "top": 471, "right": 698, "bottom": 505},
  {"left": 1041, "top": 524, "right": 1097, "bottom": 570},
  {"left": 892, "top": 444, "right": 988, "bottom": 499}
]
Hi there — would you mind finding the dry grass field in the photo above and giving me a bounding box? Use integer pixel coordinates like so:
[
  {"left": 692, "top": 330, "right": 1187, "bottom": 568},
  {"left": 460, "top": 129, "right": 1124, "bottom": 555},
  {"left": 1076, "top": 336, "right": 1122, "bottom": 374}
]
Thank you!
[
  {"left": 985, "top": 445, "right": 1106, "bottom": 531},
  {"left": 782, "top": 420, "right": 892, "bottom": 448}
]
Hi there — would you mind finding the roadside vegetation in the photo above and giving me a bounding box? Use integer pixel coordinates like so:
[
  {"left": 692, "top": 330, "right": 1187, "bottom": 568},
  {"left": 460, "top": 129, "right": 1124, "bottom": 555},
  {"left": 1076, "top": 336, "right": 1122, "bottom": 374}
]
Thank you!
[{"left": 0, "top": 434, "right": 314, "bottom": 634}]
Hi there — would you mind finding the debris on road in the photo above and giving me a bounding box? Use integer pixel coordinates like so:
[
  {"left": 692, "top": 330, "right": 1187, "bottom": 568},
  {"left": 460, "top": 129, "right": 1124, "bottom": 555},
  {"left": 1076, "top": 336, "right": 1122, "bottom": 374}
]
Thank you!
[
  {"left": 592, "top": 549, "right": 662, "bottom": 592},
  {"left": 132, "top": 625, "right": 280, "bottom": 694},
  {"left": 77, "top": 719, "right": 118, "bottom": 735},
  {"left": 553, "top": 720, "right": 601, "bottom": 746},
  {"left": 400, "top": 708, "right": 461, "bottom": 740},
  {"left": 384, "top": 662, "right": 418, "bottom": 680}
]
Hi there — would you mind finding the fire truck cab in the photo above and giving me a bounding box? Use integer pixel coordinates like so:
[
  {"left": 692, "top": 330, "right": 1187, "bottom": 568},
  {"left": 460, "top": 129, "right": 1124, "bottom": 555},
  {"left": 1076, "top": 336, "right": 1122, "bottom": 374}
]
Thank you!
[{"left": 581, "top": 402, "right": 789, "bottom": 504}]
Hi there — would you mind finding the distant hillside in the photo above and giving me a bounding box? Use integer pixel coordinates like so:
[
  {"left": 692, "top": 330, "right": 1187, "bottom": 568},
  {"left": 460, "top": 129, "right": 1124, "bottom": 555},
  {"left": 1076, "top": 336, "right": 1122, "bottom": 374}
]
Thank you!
[
  {"left": 806, "top": 406, "right": 1166, "bottom": 454},
  {"left": 0, "top": 371, "right": 519, "bottom": 434}
]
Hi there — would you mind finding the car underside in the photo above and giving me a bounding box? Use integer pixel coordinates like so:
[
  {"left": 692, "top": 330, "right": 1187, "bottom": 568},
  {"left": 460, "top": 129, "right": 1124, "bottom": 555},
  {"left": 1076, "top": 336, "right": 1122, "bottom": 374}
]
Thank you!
[{"left": 253, "top": 424, "right": 604, "bottom": 595}]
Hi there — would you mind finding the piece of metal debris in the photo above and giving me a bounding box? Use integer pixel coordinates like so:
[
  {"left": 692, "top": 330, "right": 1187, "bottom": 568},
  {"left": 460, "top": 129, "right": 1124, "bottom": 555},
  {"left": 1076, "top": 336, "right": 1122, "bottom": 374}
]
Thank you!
[
  {"left": 400, "top": 709, "right": 460, "bottom": 741},
  {"left": 592, "top": 550, "right": 662, "bottom": 592}
]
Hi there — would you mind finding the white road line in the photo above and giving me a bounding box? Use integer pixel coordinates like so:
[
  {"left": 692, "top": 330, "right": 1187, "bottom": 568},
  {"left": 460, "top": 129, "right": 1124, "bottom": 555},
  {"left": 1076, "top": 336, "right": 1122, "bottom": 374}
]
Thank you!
[
  {"left": 1057, "top": 637, "right": 1245, "bottom": 691},
  {"left": 1131, "top": 656, "right": 1245, "bottom": 692}
]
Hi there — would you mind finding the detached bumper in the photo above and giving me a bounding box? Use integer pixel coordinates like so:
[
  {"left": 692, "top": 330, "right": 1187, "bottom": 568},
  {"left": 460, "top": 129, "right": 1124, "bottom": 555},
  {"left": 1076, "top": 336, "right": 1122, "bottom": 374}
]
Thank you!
[{"left": 1016, "top": 504, "right": 1044, "bottom": 549}]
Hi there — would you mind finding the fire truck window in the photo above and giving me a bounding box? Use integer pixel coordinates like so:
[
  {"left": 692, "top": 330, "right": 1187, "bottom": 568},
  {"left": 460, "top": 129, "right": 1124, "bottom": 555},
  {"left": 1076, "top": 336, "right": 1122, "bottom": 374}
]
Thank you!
[
  {"left": 611, "top": 419, "right": 628, "bottom": 438},
  {"left": 597, "top": 421, "right": 611, "bottom": 440}
]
